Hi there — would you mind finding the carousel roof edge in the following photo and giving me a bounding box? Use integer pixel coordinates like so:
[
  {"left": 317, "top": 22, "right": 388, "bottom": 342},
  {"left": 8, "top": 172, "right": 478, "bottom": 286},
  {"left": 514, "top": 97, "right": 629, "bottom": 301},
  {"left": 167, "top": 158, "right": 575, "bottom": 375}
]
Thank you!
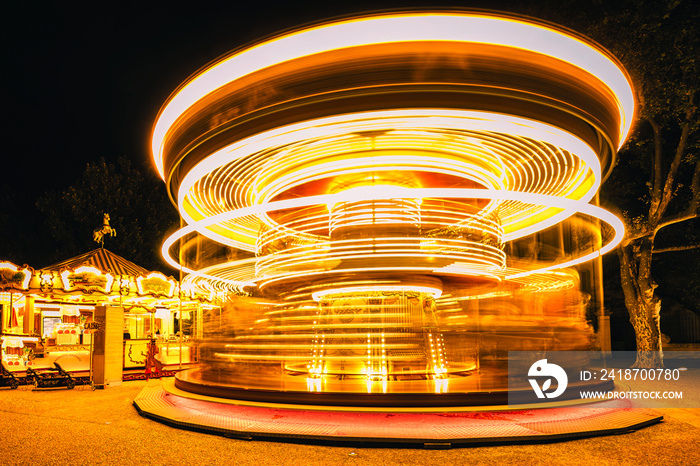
[{"left": 41, "top": 248, "right": 152, "bottom": 277}]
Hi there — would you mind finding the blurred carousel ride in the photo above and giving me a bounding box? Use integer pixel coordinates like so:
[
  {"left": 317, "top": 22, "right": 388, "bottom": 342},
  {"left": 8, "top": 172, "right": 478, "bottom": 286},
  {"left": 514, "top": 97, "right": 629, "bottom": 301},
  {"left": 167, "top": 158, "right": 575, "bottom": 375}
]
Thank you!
[{"left": 152, "top": 10, "right": 633, "bottom": 405}]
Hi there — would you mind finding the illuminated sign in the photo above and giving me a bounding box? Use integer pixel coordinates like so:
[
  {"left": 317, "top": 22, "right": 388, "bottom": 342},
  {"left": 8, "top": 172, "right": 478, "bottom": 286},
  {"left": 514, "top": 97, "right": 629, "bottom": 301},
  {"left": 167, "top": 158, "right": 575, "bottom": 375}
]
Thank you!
[
  {"left": 136, "top": 272, "right": 176, "bottom": 297},
  {"left": 60, "top": 266, "right": 114, "bottom": 294},
  {"left": 0, "top": 262, "right": 31, "bottom": 291}
]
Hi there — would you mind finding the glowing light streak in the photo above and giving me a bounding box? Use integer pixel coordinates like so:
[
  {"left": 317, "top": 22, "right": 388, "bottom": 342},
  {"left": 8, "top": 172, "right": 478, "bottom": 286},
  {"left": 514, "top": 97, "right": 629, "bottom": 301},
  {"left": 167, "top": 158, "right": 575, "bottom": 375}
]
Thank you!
[
  {"left": 256, "top": 239, "right": 506, "bottom": 272},
  {"left": 175, "top": 110, "right": 601, "bottom": 247},
  {"left": 151, "top": 11, "right": 634, "bottom": 392},
  {"left": 153, "top": 12, "right": 634, "bottom": 179},
  {"left": 162, "top": 188, "right": 622, "bottom": 288},
  {"left": 312, "top": 285, "right": 442, "bottom": 301}
]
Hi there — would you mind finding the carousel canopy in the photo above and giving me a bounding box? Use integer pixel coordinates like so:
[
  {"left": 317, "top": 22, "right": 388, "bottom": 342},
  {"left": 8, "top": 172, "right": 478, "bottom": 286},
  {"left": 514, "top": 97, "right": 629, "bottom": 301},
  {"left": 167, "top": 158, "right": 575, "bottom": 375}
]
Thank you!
[
  {"left": 2, "top": 250, "right": 200, "bottom": 302},
  {"left": 43, "top": 249, "right": 150, "bottom": 277}
]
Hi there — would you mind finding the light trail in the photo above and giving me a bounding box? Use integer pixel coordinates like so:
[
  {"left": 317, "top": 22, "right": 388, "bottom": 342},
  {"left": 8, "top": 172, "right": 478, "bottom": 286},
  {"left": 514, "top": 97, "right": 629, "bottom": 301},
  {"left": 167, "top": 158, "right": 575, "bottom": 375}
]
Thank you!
[{"left": 154, "top": 10, "right": 634, "bottom": 394}]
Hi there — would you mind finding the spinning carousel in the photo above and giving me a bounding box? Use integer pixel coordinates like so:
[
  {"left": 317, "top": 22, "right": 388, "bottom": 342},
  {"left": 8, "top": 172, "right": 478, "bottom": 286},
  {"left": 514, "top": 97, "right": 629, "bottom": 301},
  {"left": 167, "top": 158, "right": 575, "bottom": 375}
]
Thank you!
[
  {"left": 0, "top": 247, "right": 212, "bottom": 378},
  {"left": 128, "top": 10, "right": 653, "bottom": 442},
  {"left": 130, "top": 9, "right": 668, "bottom": 445}
]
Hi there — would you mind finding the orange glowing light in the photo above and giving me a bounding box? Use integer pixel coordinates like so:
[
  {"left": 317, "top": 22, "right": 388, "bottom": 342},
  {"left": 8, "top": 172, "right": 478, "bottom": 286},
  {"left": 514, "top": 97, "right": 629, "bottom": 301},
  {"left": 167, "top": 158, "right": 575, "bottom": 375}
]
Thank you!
[
  {"left": 152, "top": 12, "right": 634, "bottom": 180},
  {"left": 136, "top": 272, "right": 176, "bottom": 297},
  {"left": 0, "top": 262, "right": 32, "bottom": 290},
  {"left": 153, "top": 10, "right": 635, "bottom": 394},
  {"left": 60, "top": 267, "right": 114, "bottom": 293}
]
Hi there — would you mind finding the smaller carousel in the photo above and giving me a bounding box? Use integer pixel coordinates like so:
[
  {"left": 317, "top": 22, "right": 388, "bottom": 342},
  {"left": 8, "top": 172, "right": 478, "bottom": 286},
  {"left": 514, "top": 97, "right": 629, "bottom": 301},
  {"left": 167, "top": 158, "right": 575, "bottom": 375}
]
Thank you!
[{"left": 0, "top": 247, "right": 216, "bottom": 386}]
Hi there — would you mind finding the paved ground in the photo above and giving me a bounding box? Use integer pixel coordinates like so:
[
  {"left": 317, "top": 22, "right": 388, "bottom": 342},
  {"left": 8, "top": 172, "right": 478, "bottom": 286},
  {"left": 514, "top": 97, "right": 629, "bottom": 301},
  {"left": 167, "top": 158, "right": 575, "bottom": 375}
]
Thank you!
[{"left": 1, "top": 378, "right": 699, "bottom": 466}]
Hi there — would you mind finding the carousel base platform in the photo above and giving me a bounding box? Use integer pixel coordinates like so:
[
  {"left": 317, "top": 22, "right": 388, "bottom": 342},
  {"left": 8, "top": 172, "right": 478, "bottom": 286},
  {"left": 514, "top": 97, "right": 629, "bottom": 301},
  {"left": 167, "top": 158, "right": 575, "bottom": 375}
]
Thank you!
[{"left": 133, "top": 379, "right": 662, "bottom": 447}]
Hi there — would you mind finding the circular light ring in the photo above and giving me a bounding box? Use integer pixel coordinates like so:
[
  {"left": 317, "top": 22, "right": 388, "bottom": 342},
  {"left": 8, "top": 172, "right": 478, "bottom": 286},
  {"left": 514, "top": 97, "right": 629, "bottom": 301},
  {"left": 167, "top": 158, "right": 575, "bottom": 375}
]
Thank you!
[
  {"left": 180, "top": 257, "right": 257, "bottom": 294},
  {"left": 312, "top": 285, "right": 443, "bottom": 302},
  {"left": 182, "top": 111, "right": 596, "bottom": 231},
  {"left": 504, "top": 270, "right": 579, "bottom": 293},
  {"left": 162, "top": 188, "right": 624, "bottom": 290},
  {"left": 177, "top": 110, "right": 601, "bottom": 250},
  {"left": 152, "top": 11, "right": 634, "bottom": 184},
  {"left": 257, "top": 265, "right": 503, "bottom": 299},
  {"left": 255, "top": 193, "right": 507, "bottom": 284},
  {"left": 256, "top": 248, "right": 506, "bottom": 290}
]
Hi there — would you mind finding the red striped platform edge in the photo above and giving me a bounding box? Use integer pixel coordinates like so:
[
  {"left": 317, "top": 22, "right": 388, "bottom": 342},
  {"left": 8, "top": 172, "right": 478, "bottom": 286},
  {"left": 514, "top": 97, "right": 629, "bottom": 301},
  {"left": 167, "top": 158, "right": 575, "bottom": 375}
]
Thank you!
[{"left": 133, "top": 384, "right": 663, "bottom": 447}]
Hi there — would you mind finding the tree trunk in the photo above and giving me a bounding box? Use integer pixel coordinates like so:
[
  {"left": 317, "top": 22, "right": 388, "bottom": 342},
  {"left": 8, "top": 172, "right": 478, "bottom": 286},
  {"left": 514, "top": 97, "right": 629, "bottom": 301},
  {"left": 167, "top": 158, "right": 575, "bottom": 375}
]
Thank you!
[
  {"left": 628, "top": 298, "right": 664, "bottom": 368},
  {"left": 618, "top": 240, "right": 664, "bottom": 368}
]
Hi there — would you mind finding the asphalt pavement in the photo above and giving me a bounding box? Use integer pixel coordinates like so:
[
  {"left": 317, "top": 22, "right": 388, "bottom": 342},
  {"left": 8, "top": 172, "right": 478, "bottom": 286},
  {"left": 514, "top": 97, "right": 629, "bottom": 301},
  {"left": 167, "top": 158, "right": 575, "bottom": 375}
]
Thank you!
[{"left": 1, "top": 378, "right": 699, "bottom": 466}]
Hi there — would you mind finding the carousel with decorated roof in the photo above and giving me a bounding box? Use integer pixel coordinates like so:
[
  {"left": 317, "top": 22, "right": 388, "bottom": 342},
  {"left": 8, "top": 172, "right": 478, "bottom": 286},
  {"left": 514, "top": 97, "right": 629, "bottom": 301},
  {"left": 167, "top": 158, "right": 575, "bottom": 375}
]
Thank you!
[{"left": 0, "top": 243, "right": 216, "bottom": 383}]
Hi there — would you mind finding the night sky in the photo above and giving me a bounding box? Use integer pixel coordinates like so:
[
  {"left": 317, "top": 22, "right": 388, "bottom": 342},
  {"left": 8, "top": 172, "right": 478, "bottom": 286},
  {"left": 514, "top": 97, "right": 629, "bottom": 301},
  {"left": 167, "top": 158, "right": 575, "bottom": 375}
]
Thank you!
[
  {"left": 3, "top": 1, "right": 530, "bottom": 192},
  {"left": 0, "top": 0, "right": 596, "bottom": 269},
  {"left": 3, "top": 2, "right": 351, "bottom": 191}
]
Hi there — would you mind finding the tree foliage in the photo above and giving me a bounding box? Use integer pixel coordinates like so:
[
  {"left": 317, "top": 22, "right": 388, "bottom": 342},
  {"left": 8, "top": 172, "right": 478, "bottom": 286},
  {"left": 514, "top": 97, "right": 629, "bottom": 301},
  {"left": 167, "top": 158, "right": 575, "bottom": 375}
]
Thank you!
[
  {"left": 548, "top": 0, "right": 699, "bottom": 366},
  {"left": 36, "top": 156, "right": 180, "bottom": 272},
  {"left": 517, "top": 0, "right": 699, "bottom": 366}
]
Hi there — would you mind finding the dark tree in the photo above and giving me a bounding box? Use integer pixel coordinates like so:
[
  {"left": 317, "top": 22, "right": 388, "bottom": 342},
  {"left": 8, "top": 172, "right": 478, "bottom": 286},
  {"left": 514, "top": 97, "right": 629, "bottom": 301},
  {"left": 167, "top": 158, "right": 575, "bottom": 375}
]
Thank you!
[
  {"left": 538, "top": 0, "right": 700, "bottom": 367},
  {"left": 597, "top": 2, "right": 698, "bottom": 368},
  {"left": 36, "top": 156, "right": 180, "bottom": 272}
]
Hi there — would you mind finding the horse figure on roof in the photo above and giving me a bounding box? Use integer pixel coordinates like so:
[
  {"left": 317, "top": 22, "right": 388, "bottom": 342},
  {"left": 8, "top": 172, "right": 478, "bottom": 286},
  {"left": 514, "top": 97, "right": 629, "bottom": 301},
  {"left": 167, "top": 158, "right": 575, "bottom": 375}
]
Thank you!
[{"left": 93, "top": 213, "right": 116, "bottom": 247}]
